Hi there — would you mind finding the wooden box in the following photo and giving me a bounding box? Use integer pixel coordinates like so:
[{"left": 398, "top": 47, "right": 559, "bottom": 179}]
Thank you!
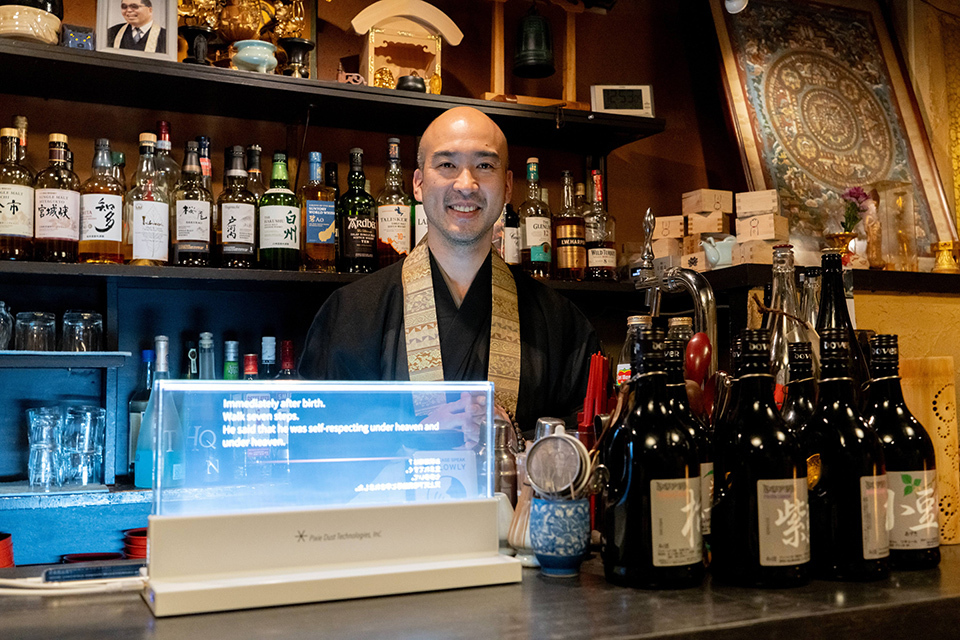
[
  {"left": 682, "top": 188, "right": 733, "bottom": 215},
  {"left": 736, "top": 213, "right": 789, "bottom": 242},
  {"left": 733, "top": 239, "right": 777, "bottom": 265},
  {"left": 653, "top": 215, "right": 685, "bottom": 238},
  {"left": 688, "top": 211, "right": 731, "bottom": 235},
  {"left": 652, "top": 238, "right": 682, "bottom": 258},
  {"left": 736, "top": 189, "right": 780, "bottom": 218},
  {"left": 680, "top": 251, "right": 710, "bottom": 272}
]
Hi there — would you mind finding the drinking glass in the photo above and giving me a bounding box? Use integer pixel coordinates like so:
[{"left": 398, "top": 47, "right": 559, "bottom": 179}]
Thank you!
[
  {"left": 27, "top": 407, "right": 60, "bottom": 448},
  {"left": 61, "top": 406, "right": 105, "bottom": 486},
  {"left": 27, "top": 407, "right": 62, "bottom": 489},
  {"left": 61, "top": 311, "right": 103, "bottom": 352},
  {"left": 15, "top": 312, "right": 55, "bottom": 351}
]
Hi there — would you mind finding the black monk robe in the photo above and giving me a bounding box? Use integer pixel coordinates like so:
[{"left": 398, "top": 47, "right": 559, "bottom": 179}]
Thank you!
[{"left": 299, "top": 251, "right": 601, "bottom": 433}]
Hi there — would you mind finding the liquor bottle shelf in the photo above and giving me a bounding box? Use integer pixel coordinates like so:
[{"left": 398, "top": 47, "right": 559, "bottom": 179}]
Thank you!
[
  {"left": 0, "top": 40, "right": 666, "bottom": 156},
  {"left": 0, "top": 351, "right": 132, "bottom": 369}
]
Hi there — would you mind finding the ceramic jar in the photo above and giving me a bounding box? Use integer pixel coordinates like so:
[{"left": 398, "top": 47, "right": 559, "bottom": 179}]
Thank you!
[{"left": 233, "top": 39, "right": 277, "bottom": 74}]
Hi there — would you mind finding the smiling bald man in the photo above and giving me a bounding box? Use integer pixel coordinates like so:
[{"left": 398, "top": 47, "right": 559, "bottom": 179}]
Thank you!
[{"left": 299, "top": 107, "right": 599, "bottom": 434}]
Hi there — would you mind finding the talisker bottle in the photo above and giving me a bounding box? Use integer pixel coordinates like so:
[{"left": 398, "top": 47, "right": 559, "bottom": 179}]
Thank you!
[
  {"left": 337, "top": 148, "right": 376, "bottom": 273},
  {"left": 780, "top": 342, "right": 817, "bottom": 435},
  {"left": 711, "top": 329, "right": 810, "bottom": 587},
  {"left": 0, "top": 128, "right": 34, "bottom": 260},
  {"left": 799, "top": 328, "right": 889, "bottom": 581},
  {"left": 601, "top": 328, "right": 703, "bottom": 589},
  {"left": 376, "top": 138, "right": 412, "bottom": 268},
  {"left": 863, "top": 334, "right": 940, "bottom": 570},
  {"left": 34, "top": 133, "right": 81, "bottom": 262}
]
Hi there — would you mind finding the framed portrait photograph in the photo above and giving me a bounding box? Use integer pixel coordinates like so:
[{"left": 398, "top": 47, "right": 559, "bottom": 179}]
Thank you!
[
  {"left": 710, "top": 0, "right": 958, "bottom": 254},
  {"left": 96, "top": 0, "right": 176, "bottom": 61}
]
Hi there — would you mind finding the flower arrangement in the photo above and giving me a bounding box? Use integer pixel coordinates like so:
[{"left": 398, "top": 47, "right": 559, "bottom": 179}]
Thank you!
[{"left": 840, "top": 186, "right": 870, "bottom": 233}]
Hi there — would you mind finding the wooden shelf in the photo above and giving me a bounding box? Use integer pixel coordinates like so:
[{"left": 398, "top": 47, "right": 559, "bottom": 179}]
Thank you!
[
  {"left": 0, "top": 351, "right": 132, "bottom": 368},
  {"left": 0, "top": 40, "right": 666, "bottom": 156},
  {"left": 701, "top": 264, "right": 960, "bottom": 295}
]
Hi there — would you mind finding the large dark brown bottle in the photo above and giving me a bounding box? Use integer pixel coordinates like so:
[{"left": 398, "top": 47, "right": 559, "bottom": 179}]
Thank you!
[
  {"left": 601, "top": 328, "right": 703, "bottom": 589},
  {"left": 781, "top": 341, "right": 817, "bottom": 435},
  {"left": 816, "top": 251, "right": 869, "bottom": 405},
  {"left": 711, "top": 329, "right": 811, "bottom": 587},
  {"left": 863, "top": 334, "right": 940, "bottom": 570},
  {"left": 799, "top": 328, "right": 889, "bottom": 581}
]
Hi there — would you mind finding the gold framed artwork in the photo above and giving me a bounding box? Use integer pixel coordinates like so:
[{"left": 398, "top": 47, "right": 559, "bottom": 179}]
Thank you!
[{"left": 710, "top": 0, "right": 958, "bottom": 254}]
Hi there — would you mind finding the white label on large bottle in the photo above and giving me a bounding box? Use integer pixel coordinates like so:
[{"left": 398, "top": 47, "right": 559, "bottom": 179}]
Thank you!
[
  {"left": 132, "top": 200, "right": 169, "bottom": 261},
  {"left": 757, "top": 477, "right": 810, "bottom": 566},
  {"left": 35, "top": 188, "right": 80, "bottom": 240},
  {"left": 221, "top": 202, "right": 255, "bottom": 246},
  {"left": 887, "top": 469, "right": 939, "bottom": 550},
  {"left": 175, "top": 199, "right": 211, "bottom": 242},
  {"left": 588, "top": 247, "right": 617, "bottom": 268},
  {"left": 80, "top": 194, "right": 122, "bottom": 242},
  {"left": 260, "top": 205, "right": 300, "bottom": 250},
  {"left": 0, "top": 184, "right": 33, "bottom": 237},
  {"left": 701, "top": 462, "right": 714, "bottom": 536},
  {"left": 860, "top": 474, "right": 891, "bottom": 560},
  {"left": 414, "top": 203, "right": 429, "bottom": 246},
  {"left": 650, "top": 477, "right": 702, "bottom": 567},
  {"left": 504, "top": 226, "right": 520, "bottom": 264},
  {"left": 523, "top": 216, "right": 551, "bottom": 247},
  {"left": 378, "top": 204, "right": 411, "bottom": 256}
]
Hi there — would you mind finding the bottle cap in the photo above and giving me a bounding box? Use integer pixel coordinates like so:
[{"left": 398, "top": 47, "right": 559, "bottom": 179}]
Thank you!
[
  {"left": 868, "top": 334, "right": 899, "bottom": 364},
  {"left": 139, "top": 132, "right": 157, "bottom": 145},
  {"left": 787, "top": 341, "right": 813, "bottom": 362},
  {"left": 141, "top": 349, "right": 155, "bottom": 363},
  {"left": 280, "top": 339, "right": 295, "bottom": 369},
  {"left": 228, "top": 145, "right": 244, "bottom": 159},
  {"left": 261, "top": 336, "right": 276, "bottom": 363},
  {"left": 819, "top": 327, "right": 849, "bottom": 362},
  {"left": 738, "top": 329, "right": 771, "bottom": 367},
  {"left": 668, "top": 317, "right": 693, "bottom": 327},
  {"left": 112, "top": 151, "right": 125, "bottom": 167},
  {"left": 272, "top": 151, "right": 286, "bottom": 163},
  {"left": 309, "top": 151, "right": 322, "bottom": 163},
  {"left": 157, "top": 120, "right": 171, "bottom": 140},
  {"left": 575, "top": 182, "right": 585, "bottom": 196},
  {"left": 663, "top": 338, "right": 685, "bottom": 366},
  {"left": 632, "top": 327, "right": 665, "bottom": 374},
  {"left": 224, "top": 340, "right": 239, "bottom": 360},
  {"left": 0, "top": 128, "right": 18, "bottom": 138},
  {"left": 527, "top": 157, "right": 539, "bottom": 165},
  {"left": 627, "top": 315, "right": 651, "bottom": 326},
  {"left": 185, "top": 141, "right": 199, "bottom": 152},
  {"left": 349, "top": 147, "right": 363, "bottom": 156},
  {"left": 243, "top": 354, "right": 258, "bottom": 376},
  {"left": 199, "top": 332, "right": 213, "bottom": 348},
  {"left": 49, "top": 133, "right": 68, "bottom": 144},
  {"left": 95, "top": 138, "right": 110, "bottom": 150}
]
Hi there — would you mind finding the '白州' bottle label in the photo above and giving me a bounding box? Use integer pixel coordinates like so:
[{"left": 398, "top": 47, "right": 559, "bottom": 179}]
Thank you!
[
  {"left": 860, "top": 474, "right": 891, "bottom": 560},
  {"left": 175, "top": 199, "right": 211, "bottom": 244},
  {"left": 701, "top": 462, "right": 714, "bottom": 536},
  {"left": 260, "top": 205, "right": 300, "bottom": 250},
  {"left": 378, "top": 204, "right": 411, "bottom": 255},
  {"left": 132, "top": 201, "right": 169, "bottom": 260},
  {"left": 305, "top": 200, "right": 336, "bottom": 246},
  {"left": 650, "top": 477, "right": 702, "bottom": 567},
  {"left": 221, "top": 202, "right": 255, "bottom": 253},
  {"left": 36, "top": 188, "right": 80, "bottom": 240},
  {"left": 81, "top": 194, "right": 122, "bottom": 242},
  {"left": 887, "top": 469, "right": 939, "bottom": 550},
  {"left": 524, "top": 217, "right": 551, "bottom": 263},
  {"left": 0, "top": 184, "right": 33, "bottom": 237},
  {"left": 757, "top": 478, "right": 810, "bottom": 566}
]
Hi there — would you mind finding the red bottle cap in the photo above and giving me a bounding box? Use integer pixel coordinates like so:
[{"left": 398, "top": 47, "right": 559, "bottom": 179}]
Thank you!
[
  {"left": 280, "top": 340, "right": 295, "bottom": 370},
  {"left": 243, "top": 353, "right": 258, "bottom": 377}
]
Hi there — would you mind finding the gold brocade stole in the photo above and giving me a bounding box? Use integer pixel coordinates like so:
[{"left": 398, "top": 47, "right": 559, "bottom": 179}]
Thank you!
[
  {"left": 401, "top": 239, "right": 521, "bottom": 417},
  {"left": 113, "top": 24, "right": 161, "bottom": 53}
]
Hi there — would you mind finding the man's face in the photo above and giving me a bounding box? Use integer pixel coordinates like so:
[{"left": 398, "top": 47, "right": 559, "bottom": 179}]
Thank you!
[
  {"left": 121, "top": 1, "right": 153, "bottom": 28},
  {"left": 413, "top": 110, "right": 512, "bottom": 250}
]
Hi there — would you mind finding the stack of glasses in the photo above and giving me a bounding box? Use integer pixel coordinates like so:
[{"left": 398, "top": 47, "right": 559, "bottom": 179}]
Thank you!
[{"left": 26, "top": 405, "right": 105, "bottom": 490}]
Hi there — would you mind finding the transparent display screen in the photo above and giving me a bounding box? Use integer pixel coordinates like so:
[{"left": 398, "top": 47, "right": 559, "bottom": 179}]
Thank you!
[{"left": 149, "top": 380, "right": 494, "bottom": 516}]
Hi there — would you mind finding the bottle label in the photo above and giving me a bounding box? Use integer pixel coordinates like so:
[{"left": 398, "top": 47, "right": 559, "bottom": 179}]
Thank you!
[
  {"left": 588, "top": 247, "right": 617, "bottom": 268},
  {"left": 80, "top": 194, "right": 122, "bottom": 243},
  {"left": 0, "top": 184, "right": 33, "bottom": 237},
  {"left": 756, "top": 477, "right": 811, "bottom": 566},
  {"left": 305, "top": 200, "right": 336, "bottom": 245},
  {"left": 132, "top": 200, "right": 169, "bottom": 261},
  {"left": 175, "top": 199, "right": 211, "bottom": 243},
  {"left": 887, "top": 469, "right": 939, "bottom": 550},
  {"left": 555, "top": 222, "right": 586, "bottom": 269},
  {"left": 860, "top": 474, "right": 891, "bottom": 559},
  {"left": 260, "top": 205, "right": 300, "bottom": 250},
  {"left": 504, "top": 226, "right": 520, "bottom": 265},
  {"left": 199, "top": 157, "right": 212, "bottom": 179},
  {"left": 701, "top": 462, "right": 714, "bottom": 536},
  {"left": 35, "top": 189, "right": 80, "bottom": 240},
  {"left": 221, "top": 202, "right": 255, "bottom": 246},
  {"left": 414, "top": 203, "right": 429, "bottom": 246},
  {"left": 615, "top": 362, "right": 631, "bottom": 386},
  {"left": 650, "top": 477, "right": 702, "bottom": 567},
  {"left": 524, "top": 216, "right": 551, "bottom": 263},
  {"left": 378, "top": 204, "right": 411, "bottom": 256},
  {"left": 344, "top": 214, "right": 376, "bottom": 259}
]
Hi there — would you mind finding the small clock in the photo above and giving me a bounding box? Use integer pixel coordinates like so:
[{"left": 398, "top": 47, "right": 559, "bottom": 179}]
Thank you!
[{"left": 589, "top": 85, "right": 654, "bottom": 117}]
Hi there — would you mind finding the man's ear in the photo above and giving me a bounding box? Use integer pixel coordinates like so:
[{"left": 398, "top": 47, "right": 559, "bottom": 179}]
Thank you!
[{"left": 413, "top": 168, "right": 424, "bottom": 202}]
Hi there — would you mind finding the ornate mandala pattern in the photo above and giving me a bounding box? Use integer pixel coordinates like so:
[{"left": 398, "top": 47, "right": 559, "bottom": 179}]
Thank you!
[{"left": 765, "top": 50, "right": 893, "bottom": 188}]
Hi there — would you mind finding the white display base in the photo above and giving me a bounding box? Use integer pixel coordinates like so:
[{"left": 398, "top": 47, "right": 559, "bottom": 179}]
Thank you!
[{"left": 143, "top": 498, "right": 521, "bottom": 617}]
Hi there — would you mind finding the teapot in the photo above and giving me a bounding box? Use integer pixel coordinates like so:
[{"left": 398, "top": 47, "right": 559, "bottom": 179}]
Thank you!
[{"left": 701, "top": 235, "right": 737, "bottom": 268}]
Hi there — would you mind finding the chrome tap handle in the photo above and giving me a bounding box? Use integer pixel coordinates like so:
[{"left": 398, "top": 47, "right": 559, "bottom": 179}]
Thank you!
[{"left": 640, "top": 207, "right": 655, "bottom": 269}]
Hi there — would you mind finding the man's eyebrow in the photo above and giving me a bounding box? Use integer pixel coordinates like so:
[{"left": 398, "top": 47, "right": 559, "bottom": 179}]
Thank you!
[{"left": 430, "top": 150, "right": 502, "bottom": 163}]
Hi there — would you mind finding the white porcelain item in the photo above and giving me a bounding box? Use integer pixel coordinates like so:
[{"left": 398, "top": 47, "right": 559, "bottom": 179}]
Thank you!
[{"left": 0, "top": 5, "right": 60, "bottom": 45}]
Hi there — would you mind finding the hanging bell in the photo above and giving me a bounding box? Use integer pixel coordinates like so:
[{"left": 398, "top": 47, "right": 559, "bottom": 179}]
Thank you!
[{"left": 513, "top": 4, "right": 555, "bottom": 79}]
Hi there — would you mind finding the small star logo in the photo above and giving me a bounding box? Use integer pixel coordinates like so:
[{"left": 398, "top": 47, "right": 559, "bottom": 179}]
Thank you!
[{"left": 295, "top": 530, "right": 307, "bottom": 542}]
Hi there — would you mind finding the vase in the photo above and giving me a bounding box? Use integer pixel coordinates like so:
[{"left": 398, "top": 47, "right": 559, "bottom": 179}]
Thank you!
[
  {"left": 507, "top": 446, "right": 539, "bottom": 567},
  {"left": 530, "top": 498, "right": 590, "bottom": 577},
  {"left": 278, "top": 37, "right": 314, "bottom": 78},
  {"left": 233, "top": 39, "right": 277, "bottom": 74},
  {"left": 824, "top": 231, "right": 858, "bottom": 263},
  {"left": 218, "top": 0, "right": 260, "bottom": 43}
]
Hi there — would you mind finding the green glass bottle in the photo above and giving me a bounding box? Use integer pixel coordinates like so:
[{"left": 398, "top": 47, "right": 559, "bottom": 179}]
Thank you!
[
  {"left": 257, "top": 151, "right": 300, "bottom": 271},
  {"left": 337, "top": 148, "right": 377, "bottom": 273}
]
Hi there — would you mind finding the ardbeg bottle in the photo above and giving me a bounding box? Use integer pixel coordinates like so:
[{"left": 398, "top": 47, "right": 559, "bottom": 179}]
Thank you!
[
  {"left": 300, "top": 151, "right": 337, "bottom": 272},
  {"left": 799, "top": 328, "right": 889, "bottom": 581},
  {"left": 217, "top": 146, "right": 257, "bottom": 268},
  {"left": 712, "top": 329, "right": 810, "bottom": 587},
  {"left": 376, "top": 137, "right": 412, "bottom": 268},
  {"left": 554, "top": 169, "right": 586, "bottom": 281},
  {"left": 34, "top": 133, "right": 81, "bottom": 262},
  {"left": 337, "top": 148, "right": 377, "bottom": 273},
  {"left": 79, "top": 138, "right": 124, "bottom": 264},
  {"left": 816, "top": 251, "right": 869, "bottom": 405},
  {"left": 124, "top": 133, "right": 169, "bottom": 266},
  {"left": 0, "top": 127, "right": 34, "bottom": 260},
  {"left": 258, "top": 152, "right": 300, "bottom": 270},
  {"left": 863, "top": 334, "right": 940, "bottom": 570},
  {"left": 518, "top": 157, "right": 551, "bottom": 278},
  {"left": 601, "top": 328, "right": 704, "bottom": 589},
  {"left": 172, "top": 141, "right": 214, "bottom": 266},
  {"left": 781, "top": 342, "right": 817, "bottom": 435}
]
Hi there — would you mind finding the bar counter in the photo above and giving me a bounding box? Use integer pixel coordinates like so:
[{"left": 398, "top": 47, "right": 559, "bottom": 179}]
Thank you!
[{"left": 3, "top": 546, "right": 960, "bottom": 639}]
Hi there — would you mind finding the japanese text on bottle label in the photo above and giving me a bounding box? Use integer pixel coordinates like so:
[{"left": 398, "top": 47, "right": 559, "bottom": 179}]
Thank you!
[
  {"left": 0, "top": 184, "right": 33, "bottom": 237},
  {"left": 80, "top": 194, "right": 122, "bottom": 243},
  {"left": 175, "top": 199, "right": 211, "bottom": 243},
  {"left": 305, "top": 200, "right": 336, "bottom": 245},
  {"left": 887, "top": 469, "right": 939, "bottom": 550},
  {"left": 35, "top": 188, "right": 80, "bottom": 240},
  {"left": 378, "top": 204, "right": 411, "bottom": 256},
  {"left": 220, "top": 202, "right": 255, "bottom": 246},
  {"left": 757, "top": 477, "right": 811, "bottom": 566},
  {"left": 650, "top": 477, "right": 702, "bottom": 567},
  {"left": 132, "top": 200, "right": 169, "bottom": 260},
  {"left": 860, "top": 474, "right": 891, "bottom": 560},
  {"left": 524, "top": 216, "right": 551, "bottom": 263},
  {"left": 260, "top": 205, "right": 300, "bottom": 250}
]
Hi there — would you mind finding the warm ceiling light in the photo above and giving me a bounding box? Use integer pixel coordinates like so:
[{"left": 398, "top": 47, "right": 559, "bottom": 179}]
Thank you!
[{"left": 725, "top": 0, "right": 749, "bottom": 13}]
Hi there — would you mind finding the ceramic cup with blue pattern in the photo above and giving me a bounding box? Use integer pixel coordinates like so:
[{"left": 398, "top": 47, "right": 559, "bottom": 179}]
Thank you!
[{"left": 530, "top": 497, "right": 590, "bottom": 577}]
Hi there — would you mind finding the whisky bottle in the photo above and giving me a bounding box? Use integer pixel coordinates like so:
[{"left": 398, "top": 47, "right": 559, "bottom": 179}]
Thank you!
[
  {"left": 276, "top": 339, "right": 298, "bottom": 378},
  {"left": 585, "top": 170, "right": 617, "bottom": 281},
  {"left": 258, "top": 151, "right": 300, "bottom": 270},
  {"left": 246, "top": 144, "right": 265, "bottom": 202},
  {"left": 172, "top": 141, "right": 214, "bottom": 266},
  {"left": 13, "top": 115, "right": 34, "bottom": 176},
  {"left": 325, "top": 161, "right": 340, "bottom": 201},
  {"left": 217, "top": 145, "right": 257, "bottom": 268},
  {"left": 124, "top": 132, "right": 170, "bottom": 266},
  {"left": 195, "top": 135, "right": 213, "bottom": 195},
  {"left": 518, "top": 157, "right": 551, "bottom": 278},
  {"left": 554, "top": 170, "right": 586, "bottom": 281},
  {"left": 501, "top": 204, "right": 520, "bottom": 266},
  {"left": 223, "top": 340, "right": 240, "bottom": 380},
  {"left": 34, "top": 133, "right": 81, "bottom": 263},
  {"left": 260, "top": 336, "right": 277, "bottom": 379},
  {"left": 337, "top": 148, "right": 377, "bottom": 273},
  {"left": 376, "top": 137, "right": 412, "bottom": 268},
  {"left": 0, "top": 127, "right": 34, "bottom": 260},
  {"left": 79, "top": 138, "right": 124, "bottom": 264},
  {"left": 300, "top": 151, "right": 337, "bottom": 272},
  {"left": 155, "top": 121, "right": 181, "bottom": 205}
]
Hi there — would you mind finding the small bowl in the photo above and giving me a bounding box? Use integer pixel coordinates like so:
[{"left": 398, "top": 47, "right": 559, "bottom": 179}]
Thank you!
[
  {"left": 396, "top": 74, "right": 426, "bottom": 92},
  {"left": 62, "top": 552, "right": 124, "bottom": 564},
  {"left": 0, "top": 5, "right": 60, "bottom": 45}
]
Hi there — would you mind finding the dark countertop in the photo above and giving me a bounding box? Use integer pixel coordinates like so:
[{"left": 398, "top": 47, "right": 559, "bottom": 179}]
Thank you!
[{"left": 3, "top": 547, "right": 960, "bottom": 639}]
